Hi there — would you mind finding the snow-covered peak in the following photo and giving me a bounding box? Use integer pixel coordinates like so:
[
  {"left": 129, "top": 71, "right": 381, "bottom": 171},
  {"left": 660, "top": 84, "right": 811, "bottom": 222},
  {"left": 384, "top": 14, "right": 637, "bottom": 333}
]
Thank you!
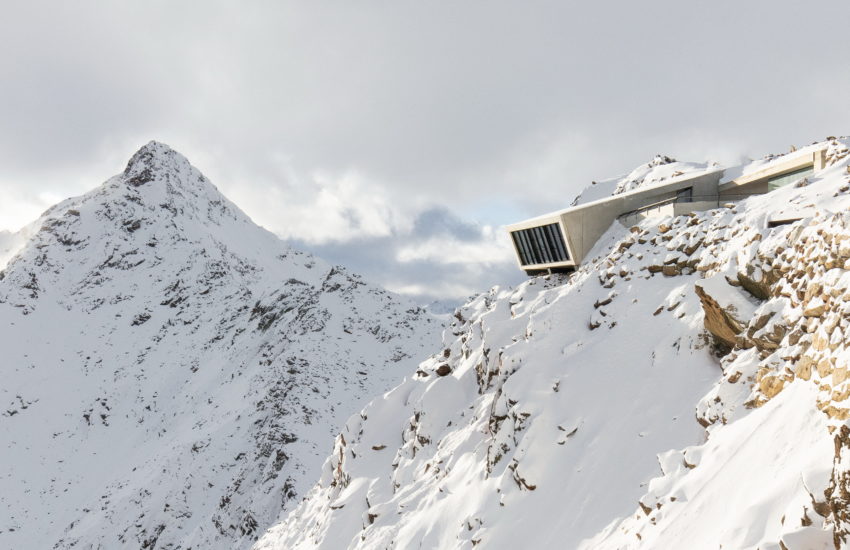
[
  {"left": 0, "top": 142, "right": 442, "bottom": 549},
  {"left": 123, "top": 140, "right": 186, "bottom": 182},
  {"left": 0, "top": 140, "right": 298, "bottom": 314},
  {"left": 120, "top": 141, "right": 218, "bottom": 200}
]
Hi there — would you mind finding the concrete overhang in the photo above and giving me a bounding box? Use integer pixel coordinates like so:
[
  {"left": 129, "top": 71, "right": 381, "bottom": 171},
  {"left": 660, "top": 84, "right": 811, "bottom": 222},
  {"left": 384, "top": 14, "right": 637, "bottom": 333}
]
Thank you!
[
  {"left": 506, "top": 168, "right": 724, "bottom": 271},
  {"left": 505, "top": 213, "right": 577, "bottom": 271},
  {"left": 507, "top": 167, "right": 725, "bottom": 227},
  {"left": 718, "top": 147, "right": 827, "bottom": 193}
]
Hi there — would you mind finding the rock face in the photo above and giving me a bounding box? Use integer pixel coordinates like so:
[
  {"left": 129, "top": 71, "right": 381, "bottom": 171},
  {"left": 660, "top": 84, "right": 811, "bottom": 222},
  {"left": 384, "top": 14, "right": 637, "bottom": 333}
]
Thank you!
[
  {"left": 257, "top": 137, "right": 850, "bottom": 550},
  {"left": 0, "top": 142, "right": 440, "bottom": 550},
  {"left": 694, "top": 273, "right": 758, "bottom": 352}
]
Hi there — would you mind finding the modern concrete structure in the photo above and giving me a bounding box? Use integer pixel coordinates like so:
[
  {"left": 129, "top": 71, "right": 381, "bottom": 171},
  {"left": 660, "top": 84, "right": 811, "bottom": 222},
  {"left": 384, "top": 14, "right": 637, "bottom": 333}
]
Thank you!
[
  {"left": 507, "top": 146, "right": 829, "bottom": 275},
  {"left": 718, "top": 147, "right": 827, "bottom": 200}
]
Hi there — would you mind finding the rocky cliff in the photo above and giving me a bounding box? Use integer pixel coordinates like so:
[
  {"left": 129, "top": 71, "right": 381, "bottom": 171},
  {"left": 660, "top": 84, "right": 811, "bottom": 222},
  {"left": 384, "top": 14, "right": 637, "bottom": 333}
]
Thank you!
[{"left": 257, "top": 138, "right": 850, "bottom": 550}]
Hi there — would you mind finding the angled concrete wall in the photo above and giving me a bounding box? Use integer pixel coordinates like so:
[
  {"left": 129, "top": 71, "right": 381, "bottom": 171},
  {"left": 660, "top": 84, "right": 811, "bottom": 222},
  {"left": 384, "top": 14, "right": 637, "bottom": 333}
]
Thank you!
[
  {"left": 557, "top": 170, "right": 723, "bottom": 265},
  {"left": 508, "top": 145, "right": 830, "bottom": 275}
]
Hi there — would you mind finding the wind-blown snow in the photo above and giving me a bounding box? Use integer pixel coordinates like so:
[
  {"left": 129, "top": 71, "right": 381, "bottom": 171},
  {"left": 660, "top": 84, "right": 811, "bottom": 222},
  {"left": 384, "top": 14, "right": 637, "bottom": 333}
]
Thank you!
[
  {"left": 0, "top": 227, "right": 29, "bottom": 270},
  {"left": 257, "top": 137, "right": 850, "bottom": 550},
  {"left": 0, "top": 142, "right": 441, "bottom": 549}
]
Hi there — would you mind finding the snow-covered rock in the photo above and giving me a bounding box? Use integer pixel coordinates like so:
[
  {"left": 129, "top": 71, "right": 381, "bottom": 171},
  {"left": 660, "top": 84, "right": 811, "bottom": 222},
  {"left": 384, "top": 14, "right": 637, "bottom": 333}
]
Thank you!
[
  {"left": 258, "top": 137, "right": 850, "bottom": 550},
  {"left": 694, "top": 272, "right": 759, "bottom": 351},
  {"left": 0, "top": 141, "right": 441, "bottom": 549}
]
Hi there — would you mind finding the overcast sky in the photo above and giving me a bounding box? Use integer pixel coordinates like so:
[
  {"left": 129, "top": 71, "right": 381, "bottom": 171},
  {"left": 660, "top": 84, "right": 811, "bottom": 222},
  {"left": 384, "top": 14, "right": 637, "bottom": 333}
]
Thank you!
[{"left": 2, "top": 1, "right": 849, "bottom": 303}]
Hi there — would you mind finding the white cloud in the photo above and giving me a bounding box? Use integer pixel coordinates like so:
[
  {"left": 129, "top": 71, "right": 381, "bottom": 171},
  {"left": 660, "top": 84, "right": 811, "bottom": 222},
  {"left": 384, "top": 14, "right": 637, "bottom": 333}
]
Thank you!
[
  {"left": 395, "top": 226, "right": 514, "bottom": 266},
  {"left": 2, "top": 2, "right": 850, "bottom": 300},
  {"left": 222, "top": 167, "right": 415, "bottom": 245}
]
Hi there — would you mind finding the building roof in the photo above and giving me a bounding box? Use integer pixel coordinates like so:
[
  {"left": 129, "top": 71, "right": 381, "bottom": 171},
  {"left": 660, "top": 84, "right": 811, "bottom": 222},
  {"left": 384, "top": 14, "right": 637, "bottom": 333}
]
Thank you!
[{"left": 507, "top": 166, "right": 724, "bottom": 229}]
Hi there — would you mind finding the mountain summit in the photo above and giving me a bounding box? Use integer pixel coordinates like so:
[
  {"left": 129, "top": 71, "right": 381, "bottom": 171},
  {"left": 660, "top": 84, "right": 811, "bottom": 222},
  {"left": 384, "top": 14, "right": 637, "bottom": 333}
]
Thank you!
[{"left": 0, "top": 142, "right": 441, "bottom": 549}]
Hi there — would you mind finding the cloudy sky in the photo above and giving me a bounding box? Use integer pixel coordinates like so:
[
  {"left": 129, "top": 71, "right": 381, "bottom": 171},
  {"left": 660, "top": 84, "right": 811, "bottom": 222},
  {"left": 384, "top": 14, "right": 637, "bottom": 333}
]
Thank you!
[{"left": 2, "top": 1, "right": 849, "bottom": 303}]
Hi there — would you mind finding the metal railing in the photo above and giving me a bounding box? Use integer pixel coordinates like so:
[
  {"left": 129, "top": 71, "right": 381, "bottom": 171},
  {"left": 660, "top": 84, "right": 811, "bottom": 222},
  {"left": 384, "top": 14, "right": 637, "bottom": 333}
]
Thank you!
[{"left": 617, "top": 193, "right": 759, "bottom": 222}]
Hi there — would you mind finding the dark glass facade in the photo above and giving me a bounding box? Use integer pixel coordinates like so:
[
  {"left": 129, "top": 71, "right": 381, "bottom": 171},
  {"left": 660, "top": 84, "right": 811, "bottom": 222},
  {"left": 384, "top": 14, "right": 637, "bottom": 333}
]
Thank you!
[
  {"left": 510, "top": 223, "right": 570, "bottom": 266},
  {"left": 675, "top": 186, "right": 693, "bottom": 203},
  {"left": 767, "top": 166, "right": 814, "bottom": 192}
]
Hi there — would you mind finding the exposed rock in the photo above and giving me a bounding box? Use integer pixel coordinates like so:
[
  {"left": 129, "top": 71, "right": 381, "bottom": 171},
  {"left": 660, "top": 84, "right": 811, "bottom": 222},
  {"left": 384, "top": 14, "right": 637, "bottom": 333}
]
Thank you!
[
  {"left": 695, "top": 275, "right": 759, "bottom": 352},
  {"left": 435, "top": 364, "right": 453, "bottom": 376},
  {"left": 737, "top": 268, "right": 775, "bottom": 300},
  {"left": 662, "top": 265, "right": 681, "bottom": 277},
  {"left": 804, "top": 297, "right": 827, "bottom": 318}
]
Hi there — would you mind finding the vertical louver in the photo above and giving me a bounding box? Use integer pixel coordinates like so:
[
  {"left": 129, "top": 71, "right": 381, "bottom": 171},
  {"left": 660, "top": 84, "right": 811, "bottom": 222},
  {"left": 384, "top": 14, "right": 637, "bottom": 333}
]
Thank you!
[{"left": 510, "top": 223, "right": 570, "bottom": 266}]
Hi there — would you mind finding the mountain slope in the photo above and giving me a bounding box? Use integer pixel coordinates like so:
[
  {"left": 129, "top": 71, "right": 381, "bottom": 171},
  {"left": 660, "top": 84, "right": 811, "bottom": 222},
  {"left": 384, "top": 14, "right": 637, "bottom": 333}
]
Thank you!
[
  {"left": 0, "top": 142, "right": 441, "bottom": 549},
  {"left": 257, "top": 138, "right": 850, "bottom": 549}
]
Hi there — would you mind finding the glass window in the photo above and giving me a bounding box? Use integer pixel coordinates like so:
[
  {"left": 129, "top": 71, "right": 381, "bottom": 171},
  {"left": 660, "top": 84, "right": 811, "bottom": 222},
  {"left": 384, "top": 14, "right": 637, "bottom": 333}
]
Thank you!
[
  {"left": 768, "top": 166, "right": 814, "bottom": 192},
  {"left": 510, "top": 223, "right": 570, "bottom": 266},
  {"left": 675, "top": 187, "right": 693, "bottom": 203}
]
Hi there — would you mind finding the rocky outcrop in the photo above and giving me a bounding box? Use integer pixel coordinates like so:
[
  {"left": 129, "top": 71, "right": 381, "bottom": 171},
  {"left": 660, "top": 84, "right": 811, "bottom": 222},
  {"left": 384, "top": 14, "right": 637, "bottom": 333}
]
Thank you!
[{"left": 694, "top": 274, "right": 758, "bottom": 353}]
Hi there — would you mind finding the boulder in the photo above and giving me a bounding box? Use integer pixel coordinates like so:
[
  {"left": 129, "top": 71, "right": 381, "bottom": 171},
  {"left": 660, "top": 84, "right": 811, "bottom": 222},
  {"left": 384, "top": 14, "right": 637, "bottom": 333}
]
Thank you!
[
  {"left": 435, "top": 364, "right": 453, "bottom": 376},
  {"left": 695, "top": 273, "right": 760, "bottom": 352},
  {"left": 804, "top": 297, "right": 827, "bottom": 318}
]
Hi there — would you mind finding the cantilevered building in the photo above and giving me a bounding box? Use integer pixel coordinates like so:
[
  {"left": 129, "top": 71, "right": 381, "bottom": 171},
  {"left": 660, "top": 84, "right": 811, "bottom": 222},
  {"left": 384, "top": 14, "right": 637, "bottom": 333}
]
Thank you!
[{"left": 507, "top": 145, "right": 828, "bottom": 275}]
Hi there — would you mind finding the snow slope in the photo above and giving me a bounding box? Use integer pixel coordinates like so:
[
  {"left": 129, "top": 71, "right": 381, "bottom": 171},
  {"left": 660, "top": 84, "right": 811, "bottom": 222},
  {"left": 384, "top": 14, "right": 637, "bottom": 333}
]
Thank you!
[
  {"left": 257, "top": 137, "right": 850, "bottom": 549},
  {"left": 0, "top": 142, "right": 441, "bottom": 549}
]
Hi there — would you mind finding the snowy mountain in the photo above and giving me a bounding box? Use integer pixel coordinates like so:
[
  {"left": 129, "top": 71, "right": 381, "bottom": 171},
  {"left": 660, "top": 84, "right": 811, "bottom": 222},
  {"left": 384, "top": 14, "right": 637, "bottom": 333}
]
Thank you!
[
  {"left": 0, "top": 142, "right": 441, "bottom": 549},
  {"left": 257, "top": 138, "right": 850, "bottom": 549}
]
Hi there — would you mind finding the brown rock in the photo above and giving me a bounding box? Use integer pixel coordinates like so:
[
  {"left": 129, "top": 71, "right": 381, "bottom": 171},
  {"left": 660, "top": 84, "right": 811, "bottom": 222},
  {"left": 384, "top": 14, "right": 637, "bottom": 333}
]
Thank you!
[
  {"left": 812, "top": 328, "right": 831, "bottom": 352},
  {"left": 683, "top": 241, "right": 702, "bottom": 256},
  {"left": 794, "top": 355, "right": 814, "bottom": 380},
  {"left": 617, "top": 241, "right": 634, "bottom": 253},
  {"left": 804, "top": 282, "right": 824, "bottom": 302},
  {"left": 804, "top": 299, "right": 827, "bottom": 318},
  {"left": 435, "top": 364, "right": 452, "bottom": 376},
  {"left": 737, "top": 270, "right": 773, "bottom": 300},
  {"left": 833, "top": 384, "right": 850, "bottom": 402},
  {"left": 694, "top": 283, "right": 751, "bottom": 352},
  {"left": 817, "top": 358, "right": 834, "bottom": 378},
  {"left": 662, "top": 265, "right": 681, "bottom": 277},
  {"left": 823, "top": 405, "right": 850, "bottom": 420},
  {"left": 759, "top": 375, "right": 785, "bottom": 399}
]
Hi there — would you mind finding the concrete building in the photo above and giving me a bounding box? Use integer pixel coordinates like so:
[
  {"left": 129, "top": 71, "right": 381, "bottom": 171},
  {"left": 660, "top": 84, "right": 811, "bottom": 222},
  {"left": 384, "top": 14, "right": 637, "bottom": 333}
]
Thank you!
[{"left": 507, "top": 146, "right": 829, "bottom": 275}]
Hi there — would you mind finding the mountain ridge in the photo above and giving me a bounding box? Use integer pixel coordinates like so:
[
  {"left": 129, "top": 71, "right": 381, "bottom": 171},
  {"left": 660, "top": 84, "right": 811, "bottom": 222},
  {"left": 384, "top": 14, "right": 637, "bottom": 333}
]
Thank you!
[{"left": 0, "top": 141, "right": 442, "bottom": 549}]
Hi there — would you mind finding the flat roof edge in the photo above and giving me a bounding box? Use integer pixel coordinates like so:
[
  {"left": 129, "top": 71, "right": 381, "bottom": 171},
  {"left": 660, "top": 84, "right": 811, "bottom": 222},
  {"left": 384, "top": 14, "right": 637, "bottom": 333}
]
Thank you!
[
  {"left": 507, "top": 167, "right": 724, "bottom": 230},
  {"left": 718, "top": 151, "right": 821, "bottom": 191},
  {"left": 517, "top": 260, "right": 576, "bottom": 270}
]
